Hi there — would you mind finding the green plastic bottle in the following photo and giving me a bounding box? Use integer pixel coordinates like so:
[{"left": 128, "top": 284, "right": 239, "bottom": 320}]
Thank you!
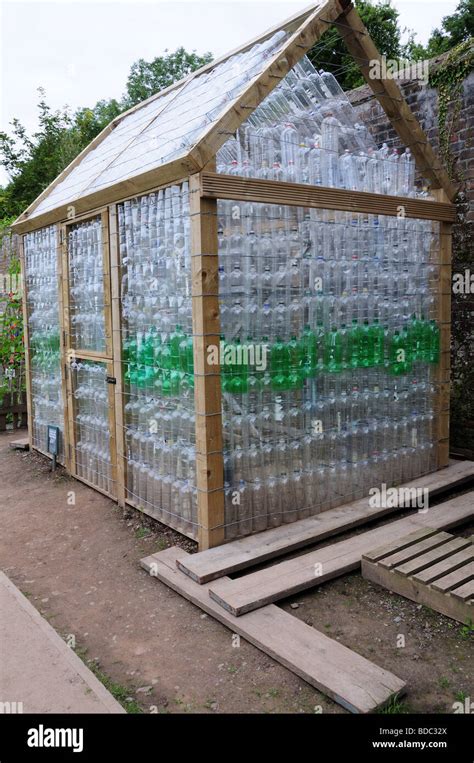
[
  {"left": 370, "top": 318, "right": 385, "bottom": 367},
  {"left": 315, "top": 321, "right": 325, "bottom": 374},
  {"left": 170, "top": 325, "right": 185, "bottom": 369},
  {"left": 324, "top": 326, "right": 342, "bottom": 373},
  {"left": 428, "top": 319, "right": 440, "bottom": 364},
  {"left": 288, "top": 335, "right": 305, "bottom": 389},
  {"left": 271, "top": 336, "right": 290, "bottom": 391},
  {"left": 419, "top": 314, "right": 431, "bottom": 362},
  {"left": 301, "top": 325, "right": 317, "bottom": 378},
  {"left": 220, "top": 334, "right": 230, "bottom": 392},
  {"left": 360, "top": 318, "right": 374, "bottom": 368},
  {"left": 389, "top": 329, "right": 410, "bottom": 375},
  {"left": 349, "top": 318, "right": 362, "bottom": 369},
  {"left": 408, "top": 313, "right": 420, "bottom": 361}
]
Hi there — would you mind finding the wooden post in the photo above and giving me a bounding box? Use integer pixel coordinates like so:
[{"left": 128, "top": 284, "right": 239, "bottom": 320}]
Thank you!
[
  {"left": 434, "top": 189, "right": 452, "bottom": 468},
  {"left": 189, "top": 172, "right": 225, "bottom": 549},
  {"left": 56, "top": 225, "right": 70, "bottom": 470},
  {"left": 109, "top": 204, "right": 126, "bottom": 507},
  {"left": 19, "top": 236, "right": 33, "bottom": 451}
]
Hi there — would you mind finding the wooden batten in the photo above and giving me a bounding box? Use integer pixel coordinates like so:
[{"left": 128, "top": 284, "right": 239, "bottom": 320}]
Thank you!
[
  {"left": 200, "top": 172, "right": 457, "bottom": 221},
  {"left": 433, "top": 189, "right": 453, "bottom": 468},
  {"left": 109, "top": 205, "right": 126, "bottom": 507},
  {"left": 189, "top": 173, "right": 225, "bottom": 550}
]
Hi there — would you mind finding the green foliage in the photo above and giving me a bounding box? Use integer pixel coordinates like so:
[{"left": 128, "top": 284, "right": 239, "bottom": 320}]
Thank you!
[
  {"left": 0, "top": 48, "right": 213, "bottom": 218},
  {"left": 425, "top": 0, "right": 474, "bottom": 57},
  {"left": 308, "top": 0, "right": 405, "bottom": 90},
  {"left": 124, "top": 47, "right": 212, "bottom": 107},
  {"left": 428, "top": 38, "right": 474, "bottom": 182}
]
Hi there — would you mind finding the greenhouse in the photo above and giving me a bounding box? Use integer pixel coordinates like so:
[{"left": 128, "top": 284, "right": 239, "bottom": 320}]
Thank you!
[{"left": 13, "top": 0, "right": 457, "bottom": 549}]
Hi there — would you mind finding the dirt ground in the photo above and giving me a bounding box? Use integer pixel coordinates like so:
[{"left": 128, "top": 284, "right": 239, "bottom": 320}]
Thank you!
[{"left": 0, "top": 429, "right": 472, "bottom": 714}]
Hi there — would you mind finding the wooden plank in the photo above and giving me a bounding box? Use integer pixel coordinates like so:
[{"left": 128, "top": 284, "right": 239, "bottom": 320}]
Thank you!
[
  {"left": 362, "top": 528, "right": 438, "bottom": 564},
  {"left": 431, "top": 563, "right": 474, "bottom": 593},
  {"left": 190, "top": 0, "right": 345, "bottom": 169},
  {"left": 450, "top": 580, "right": 474, "bottom": 602},
  {"left": 413, "top": 546, "right": 474, "bottom": 584},
  {"left": 335, "top": 5, "right": 458, "bottom": 201},
  {"left": 395, "top": 537, "right": 471, "bottom": 577},
  {"left": 12, "top": 156, "right": 201, "bottom": 235},
  {"left": 109, "top": 205, "right": 126, "bottom": 508},
  {"left": 200, "top": 173, "right": 456, "bottom": 222},
  {"left": 377, "top": 532, "right": 453, "bottom": 570},
  {"left": 362, "top": 558, "right": 472, "bottom": 625},
  {"left": 9, "top": 437, "right": 29, "bottom": 450},
  {"left": 56, "top": 225, "right": 70, "bottom": 470},
  {"left": 106, "top": 358, "right": 117, "bottom": 500},
  {"left": 207, "top": 492, "right": 474, "bottom": 616},
  {"left": 189, "top": 173, "right": 225, "bottom": 550},
  {"left": 141, "top": 547, "right": 406, "bottom": 714},
  {"left": 178, "top": 461, "right": 474, "bottom": 583},
  {"left": 101, "top": 210, "right": 113, "bottom": 362}
]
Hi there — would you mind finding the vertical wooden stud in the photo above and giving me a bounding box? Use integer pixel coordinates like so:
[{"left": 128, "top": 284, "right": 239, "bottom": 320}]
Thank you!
[
  {"left": 434, "top": 189, "right": 452, "bottom": 468},
  {"left": 19, "top": 235, "right": 34, "bottom": 450},
  {"left": 189, "top": 172, "right": 225, "bottom": 549},
  {"left": 109, "top": 204, "right": 126, "bottom": 507}
]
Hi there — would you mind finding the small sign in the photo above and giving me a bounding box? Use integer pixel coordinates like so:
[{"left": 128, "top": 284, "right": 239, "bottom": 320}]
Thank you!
[
  {"left": 47, "top": 425, "right": 60, "bottom": 456},
  {"left": 106, "top": 376, "right": 117, "bottom": 384}
]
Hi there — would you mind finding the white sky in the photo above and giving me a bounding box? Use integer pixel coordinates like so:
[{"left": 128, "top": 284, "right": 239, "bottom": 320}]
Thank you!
[{"left": 0, "top": 0, "right": 459, "bottom": 185}]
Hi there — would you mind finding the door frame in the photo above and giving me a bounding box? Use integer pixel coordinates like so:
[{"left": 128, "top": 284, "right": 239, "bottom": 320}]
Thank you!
[{"left": 59, "top": 210, "right": 117, "bottom": 498}]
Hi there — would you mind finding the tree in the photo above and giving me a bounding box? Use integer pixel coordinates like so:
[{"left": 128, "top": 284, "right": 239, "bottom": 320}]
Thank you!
[
  {"left": 425, "top": 0, "right": 474, "bottom": 56},
  {"left": 0, "top": 47, "right": 213, "bottom": 220},
  {"left": 308, "top": 0, "right": 406, "bottom": 90},
  {"left": 124, "top": 47, "right": 213, "bottom": 107}
]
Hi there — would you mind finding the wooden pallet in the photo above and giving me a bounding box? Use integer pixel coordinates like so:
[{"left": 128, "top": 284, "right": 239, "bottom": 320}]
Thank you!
[
  {"left": 208, "top": 492, "right": 474, "bottom": 616},
  {"left": 141, "top": 547, "right": 406, "bottom": 714},
  {"left": 362, "top": 528, "right": 474, "bottom": 625}
]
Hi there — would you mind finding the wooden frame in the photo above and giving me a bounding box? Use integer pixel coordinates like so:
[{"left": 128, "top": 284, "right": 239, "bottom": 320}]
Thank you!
[{"left": 16, "top": 1, "right": 456, "bottom": 549}]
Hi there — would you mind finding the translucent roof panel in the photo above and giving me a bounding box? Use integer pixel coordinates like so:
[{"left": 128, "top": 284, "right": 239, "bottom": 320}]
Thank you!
[{"left": 29, "top": 29, "right": 290, "bottom": 219}]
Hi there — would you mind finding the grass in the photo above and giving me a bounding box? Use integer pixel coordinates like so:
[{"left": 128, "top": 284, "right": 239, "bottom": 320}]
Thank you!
[
  {"left": 454, "top": 690, "right": 467, "bottom": 703},
  {"left": 438, "top": 676, "right": 450, "bottom": 689},
  {"left": 135, "top": 527, "right": 151, "bottom": 540},
  {"left": 458, "top": 619, "right": 473, "bottom": 640},
  {"left": 379, "top": 694, "right": 412, "bottom": 714},
  {"left": 74, "top": 646, "right": 142, "bottom": 713}
]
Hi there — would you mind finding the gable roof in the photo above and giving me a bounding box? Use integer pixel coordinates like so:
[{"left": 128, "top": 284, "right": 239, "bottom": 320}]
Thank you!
[{"left": 12, "top": 0, "right": 457, "bottom": 234}]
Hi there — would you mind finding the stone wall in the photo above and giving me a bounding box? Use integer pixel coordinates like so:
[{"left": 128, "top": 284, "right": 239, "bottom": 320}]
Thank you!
[{"left": 349, "top": 63, "right": 474, "bottom": 458}]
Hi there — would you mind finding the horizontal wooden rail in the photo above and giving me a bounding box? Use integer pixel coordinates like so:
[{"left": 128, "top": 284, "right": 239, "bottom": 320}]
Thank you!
[{"left": 200, "top": 172, "right": 457, "bottom": 222}]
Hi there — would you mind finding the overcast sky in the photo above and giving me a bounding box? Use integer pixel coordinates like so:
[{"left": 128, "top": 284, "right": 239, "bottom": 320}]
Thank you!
[{"left": 0, "top": 0, "right": 459, "bottom": 185}]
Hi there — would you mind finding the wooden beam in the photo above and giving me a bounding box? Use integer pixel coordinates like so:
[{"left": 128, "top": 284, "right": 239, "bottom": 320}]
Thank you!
[
  {"left": 200, "top": 172, "right": 457, "bottom": 222},
  {"left": 434, "top": 189, "right": 453, "bottom": 467},
  {"left": 190, "top": 0, "right": 345, "bottom": 168},
  {"left": 11, "top": 156, "right": 201, "bottom": 235},
  {"left": 189, "top": 173, "right": 225, "bottom": 550},
  {"left": 19, "top": 237, "right": 33, "bottom": 452},
  {"left": 335, "top": 4, "right": 459, "bottom": 202},
  {"left": 109, "top": 204, "right": 126, "bottom": 508},
  {"left": 56, "top": 225, "right": 70, "bottom": 471}
]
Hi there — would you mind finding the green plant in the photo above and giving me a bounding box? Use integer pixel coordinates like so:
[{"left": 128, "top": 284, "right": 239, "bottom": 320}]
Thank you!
[
  {"left": 458, "top": 619, "right": 473, "bottom": 640},
  {"left": 135, "top": 526, "right": 151, "bottom": 539},
  {"left": 379, "top": 694, "right": 411, "bottom": 714},
  {"left": 74, "top": 646, "right": 142, "bottom": 713},
  {"left": 439, "top": 676, "right": 450, "bottom": 689},
  {"left": 428, "top": 38, "right": 474, "bottom": 183}
]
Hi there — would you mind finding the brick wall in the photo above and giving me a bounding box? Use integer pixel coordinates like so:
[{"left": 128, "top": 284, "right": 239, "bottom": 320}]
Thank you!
[{"left": 349, "top": 65, "right": 474, "bottom": 458}]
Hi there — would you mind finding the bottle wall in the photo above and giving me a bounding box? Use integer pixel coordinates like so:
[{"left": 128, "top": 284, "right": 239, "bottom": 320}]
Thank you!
[
  {"left": 68, "top": 217, "right": 106, "bottom": 353},
  {"left": 71, "top": 359, "right": 113, "bottom": 492},
  {"left": 118, "top": 184, "right": 197, "bottom": 538},
  {"left": 217, "top": 57, "right": 421, "bottom": 198},
  {"left": 217, "top": 200, "right": 441, "bottom": 539},
  {"left": 24, "top": 226, "right": 65, "bottom": 459}
]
